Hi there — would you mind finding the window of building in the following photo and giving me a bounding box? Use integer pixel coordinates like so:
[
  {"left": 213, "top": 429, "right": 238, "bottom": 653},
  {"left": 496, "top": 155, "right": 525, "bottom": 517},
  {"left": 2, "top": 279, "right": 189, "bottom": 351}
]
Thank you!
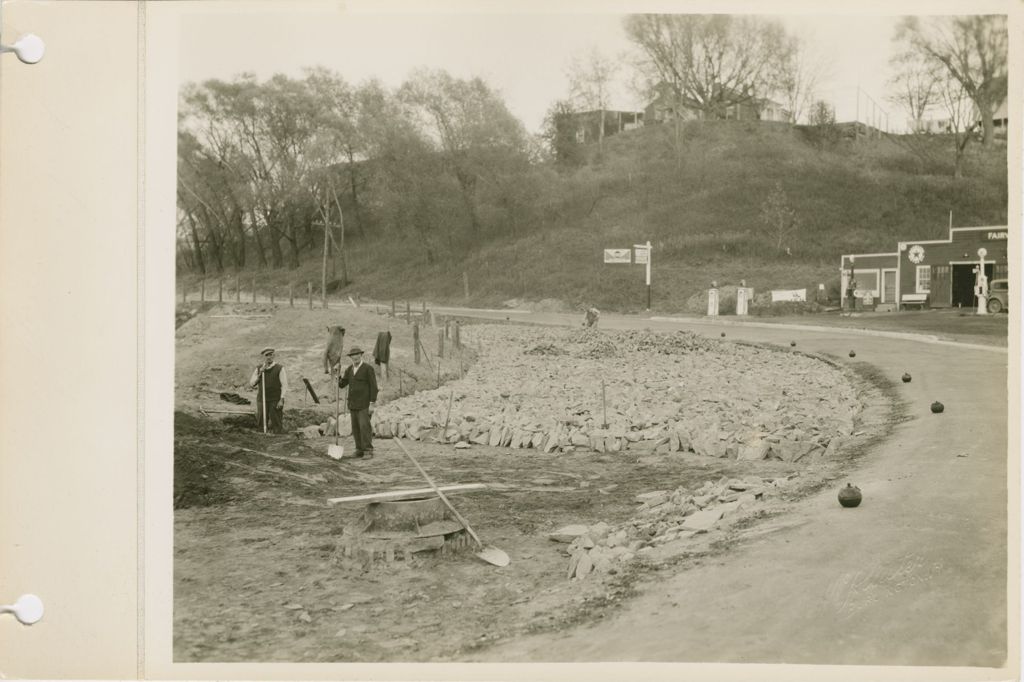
[
  {"left": 853, "top": 269, "right": 879, "bottom": 294},
  {"left": 916, "top": 265, "right": 931, "bottom": 293}
]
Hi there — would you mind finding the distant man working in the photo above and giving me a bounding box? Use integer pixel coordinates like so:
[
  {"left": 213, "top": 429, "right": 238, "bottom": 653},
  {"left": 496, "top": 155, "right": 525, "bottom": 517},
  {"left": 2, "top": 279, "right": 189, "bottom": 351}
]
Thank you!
[
  {"left": 583, "top": 307, "right": 600, "bottom": 328},
  {"left": 249, "top": 347, "right": 289, "bottom": 434},
  {"left": 338, "top": 346, "right": 378, "bottom": 459}
]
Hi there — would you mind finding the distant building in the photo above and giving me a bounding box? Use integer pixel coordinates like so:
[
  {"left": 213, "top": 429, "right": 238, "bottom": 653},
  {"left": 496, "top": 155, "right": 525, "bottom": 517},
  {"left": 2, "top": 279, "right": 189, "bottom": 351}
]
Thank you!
[
  {"left": 976, "top": 97, "right": 1008, "bottom": 136},
  {"left": 841, "top": 225, "right": 1009, "bottom": 311},
  {"left": 909, "top": 117, "right": 954, "bottom": 134},
  {"left": 643, "top": 82, "right": 791, "bottom": 124},
  {"left": 558, "top": 109, "right": 645, "bottom": 144}
]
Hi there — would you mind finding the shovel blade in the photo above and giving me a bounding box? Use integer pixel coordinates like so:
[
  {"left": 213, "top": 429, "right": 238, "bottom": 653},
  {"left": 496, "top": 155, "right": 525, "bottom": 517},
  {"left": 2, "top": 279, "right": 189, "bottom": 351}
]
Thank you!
[
  {"left": 475, "top": 546, "right": 510, "bottom": 567},
  {"left": 328, "top": 444, "right": 345, "bottom": 460}
]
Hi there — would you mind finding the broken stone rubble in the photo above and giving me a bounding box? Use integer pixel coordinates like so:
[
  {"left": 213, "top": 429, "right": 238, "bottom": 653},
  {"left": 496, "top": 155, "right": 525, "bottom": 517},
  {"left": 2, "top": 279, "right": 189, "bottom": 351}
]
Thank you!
[
  {"left": 362, "top": 326, "right": 862, "bottom": 466},
  {"left": 563, "top": 475, "right": 792, "bottom": 581}
]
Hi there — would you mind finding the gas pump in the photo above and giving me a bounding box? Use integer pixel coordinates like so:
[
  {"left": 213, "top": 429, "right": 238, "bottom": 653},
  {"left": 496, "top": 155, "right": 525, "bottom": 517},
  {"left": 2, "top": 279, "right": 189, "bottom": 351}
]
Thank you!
[{"left": 975, "top": 248, "right": 989, "bottom": 315}]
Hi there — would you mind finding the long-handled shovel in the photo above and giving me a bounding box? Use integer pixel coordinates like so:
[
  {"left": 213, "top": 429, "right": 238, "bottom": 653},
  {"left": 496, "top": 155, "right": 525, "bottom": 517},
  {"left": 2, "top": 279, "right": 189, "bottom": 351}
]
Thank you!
[
  {"left": 328, "top": 369, "right": 344, "bottom": 459},
  {"left": 260, "top": 367, "right": 267, "bottom": 434},
  {"left": 393, "top": 438, "right": 509, "bottom": 567}
]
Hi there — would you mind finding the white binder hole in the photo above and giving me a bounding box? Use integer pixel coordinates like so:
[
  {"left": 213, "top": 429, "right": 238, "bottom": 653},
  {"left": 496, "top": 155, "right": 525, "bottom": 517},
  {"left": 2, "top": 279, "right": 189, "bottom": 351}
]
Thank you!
[
  {"left": 1, "top": 32, "right": 45, "bottom": 63},
  {"left": 1, "top": 594, "right": 44, "bottom": 624}
]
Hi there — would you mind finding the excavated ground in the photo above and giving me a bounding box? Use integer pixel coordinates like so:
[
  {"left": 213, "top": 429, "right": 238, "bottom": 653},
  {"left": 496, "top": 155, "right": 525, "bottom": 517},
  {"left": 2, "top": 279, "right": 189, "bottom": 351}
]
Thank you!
[{"left": 173, "top": 305, "right": 895, "bottom": 662}]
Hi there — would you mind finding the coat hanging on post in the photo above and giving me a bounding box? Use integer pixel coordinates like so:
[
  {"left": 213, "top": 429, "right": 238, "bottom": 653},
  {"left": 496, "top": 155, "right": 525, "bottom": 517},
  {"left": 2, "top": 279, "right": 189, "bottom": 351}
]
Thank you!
[{"left": 373, "top": 331, "right": 392, "bottom": 366}]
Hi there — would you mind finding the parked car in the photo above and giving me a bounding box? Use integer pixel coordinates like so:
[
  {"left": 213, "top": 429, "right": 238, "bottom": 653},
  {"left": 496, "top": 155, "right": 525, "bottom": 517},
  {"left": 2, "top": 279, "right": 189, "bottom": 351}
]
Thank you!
[{"left": 987, "top": 278, "right": 1008, "bottom": 313}]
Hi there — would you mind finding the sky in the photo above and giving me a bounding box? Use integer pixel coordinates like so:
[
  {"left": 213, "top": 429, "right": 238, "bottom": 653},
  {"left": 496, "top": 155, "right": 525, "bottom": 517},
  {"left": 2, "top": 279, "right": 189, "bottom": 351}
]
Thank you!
[{"left": 178, "top": 8, "right": 908, "bottom": 134}]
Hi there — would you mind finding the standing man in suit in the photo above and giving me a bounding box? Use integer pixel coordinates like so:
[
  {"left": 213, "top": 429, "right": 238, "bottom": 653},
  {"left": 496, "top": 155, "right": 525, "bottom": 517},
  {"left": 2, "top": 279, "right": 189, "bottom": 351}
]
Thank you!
[{"left": 338, "top": 346, "right": 378, "bottom": 459}]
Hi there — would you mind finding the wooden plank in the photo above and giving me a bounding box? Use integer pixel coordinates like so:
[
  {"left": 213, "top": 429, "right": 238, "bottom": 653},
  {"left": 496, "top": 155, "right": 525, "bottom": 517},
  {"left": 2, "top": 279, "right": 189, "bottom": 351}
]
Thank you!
[{"left": 326, "top": 483, "right": 488, "bottom": 506}]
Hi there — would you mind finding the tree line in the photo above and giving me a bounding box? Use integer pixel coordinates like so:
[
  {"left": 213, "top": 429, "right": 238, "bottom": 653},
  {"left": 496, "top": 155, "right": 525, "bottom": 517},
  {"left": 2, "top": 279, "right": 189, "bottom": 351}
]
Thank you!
[{"left": 178, "top": 67, "right": 560, "bottom": 275}]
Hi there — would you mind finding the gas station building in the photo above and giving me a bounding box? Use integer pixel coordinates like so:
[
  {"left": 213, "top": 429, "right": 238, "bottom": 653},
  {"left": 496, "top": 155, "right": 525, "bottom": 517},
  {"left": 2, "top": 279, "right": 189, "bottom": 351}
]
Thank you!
[{"left": 840, "top": 225, "right": 1008, "bottom": 311}]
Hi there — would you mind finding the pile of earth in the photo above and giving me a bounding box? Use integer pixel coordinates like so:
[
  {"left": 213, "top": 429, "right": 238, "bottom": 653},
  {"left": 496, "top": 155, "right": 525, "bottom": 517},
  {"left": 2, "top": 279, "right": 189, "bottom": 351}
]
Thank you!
[{"left": 370, "top": 325, "right": 862, "bottom": 463}]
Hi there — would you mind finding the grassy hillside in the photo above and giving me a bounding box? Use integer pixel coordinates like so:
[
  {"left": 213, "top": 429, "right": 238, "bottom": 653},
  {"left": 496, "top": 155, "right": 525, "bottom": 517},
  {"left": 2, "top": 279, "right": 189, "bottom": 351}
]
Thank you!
[{"left": 181, "top": 121, "right": 1007, "bottom": 314}]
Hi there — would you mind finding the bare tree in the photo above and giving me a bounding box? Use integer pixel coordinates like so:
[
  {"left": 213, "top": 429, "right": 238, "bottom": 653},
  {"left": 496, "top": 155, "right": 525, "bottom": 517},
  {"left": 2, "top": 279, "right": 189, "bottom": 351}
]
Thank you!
[
  {"left": 566, "top": 47, "right": 620, "bottom": 152},
  {"left": 624, "top": 14, "right": 789, "bottom": 119},
  {"left": 887, "top": 49, "right": 944, "bottom": 132},
  {"left": 760, "top": 182, "right": 800, "bottom": 252},
  {"left": 896, "top": 15, "right": 1007, "bottom": 145},
  {"left": 400, "top": 69, "right": 529, "bottom": 241},
  {"left": 776, "top": 34, "right": 831, "bottom": 124},
  {"left": 939, "top": 76, "right": 978, "bottom": 178}
]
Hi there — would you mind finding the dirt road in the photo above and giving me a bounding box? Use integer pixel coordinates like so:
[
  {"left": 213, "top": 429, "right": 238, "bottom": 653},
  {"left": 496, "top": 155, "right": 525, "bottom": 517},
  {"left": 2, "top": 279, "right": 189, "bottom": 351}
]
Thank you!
[{"left": 438, "top": 309, "right": 1012, "bottom": 667}]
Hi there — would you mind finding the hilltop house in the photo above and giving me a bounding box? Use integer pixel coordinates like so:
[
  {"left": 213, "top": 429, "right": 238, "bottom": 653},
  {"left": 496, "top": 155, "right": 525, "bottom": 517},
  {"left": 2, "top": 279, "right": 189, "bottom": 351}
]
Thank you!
[
  {"left": 559, "top": 109, "right": 645, "bottom": 145},
  {"left": 908, "top": 98, "right": 1007, "bottom": 137},
  {"left": 643, "top": 82, "right": 791, "bottom": 124}
]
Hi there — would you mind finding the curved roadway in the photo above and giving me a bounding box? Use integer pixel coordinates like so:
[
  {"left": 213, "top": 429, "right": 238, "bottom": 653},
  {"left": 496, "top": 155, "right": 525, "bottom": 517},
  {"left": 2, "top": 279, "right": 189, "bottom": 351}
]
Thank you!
[{"left": 438, "top": 308, "right": 1011, "bottom": 668}]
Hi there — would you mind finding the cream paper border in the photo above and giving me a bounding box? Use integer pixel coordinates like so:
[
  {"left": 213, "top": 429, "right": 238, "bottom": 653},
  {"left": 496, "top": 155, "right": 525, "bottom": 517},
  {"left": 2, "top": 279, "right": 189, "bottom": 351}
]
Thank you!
[
  {"left": 0, "top": 1, "right": 140, "bottom": 678},
  {"left": 143, "top": 1, "right": 1022, "bottom": 680}
]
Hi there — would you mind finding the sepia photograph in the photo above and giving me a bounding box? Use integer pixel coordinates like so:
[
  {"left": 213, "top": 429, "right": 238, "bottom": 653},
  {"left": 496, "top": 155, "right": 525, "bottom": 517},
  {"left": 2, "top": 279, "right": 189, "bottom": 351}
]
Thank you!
[{"left": 165, "top": 1, "right": 1014, "bottom": 673}]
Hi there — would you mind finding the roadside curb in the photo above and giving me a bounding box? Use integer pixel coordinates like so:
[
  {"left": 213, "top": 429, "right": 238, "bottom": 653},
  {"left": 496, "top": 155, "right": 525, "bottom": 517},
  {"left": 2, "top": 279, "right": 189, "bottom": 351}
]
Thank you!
[{"left": 646, "top": 316, "right": 1007, "bottom": 354}]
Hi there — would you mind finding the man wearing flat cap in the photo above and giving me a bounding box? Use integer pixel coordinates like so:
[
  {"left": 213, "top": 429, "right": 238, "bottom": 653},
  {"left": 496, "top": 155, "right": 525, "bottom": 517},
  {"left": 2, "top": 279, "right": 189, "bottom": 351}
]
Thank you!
[
  {"left": 338, "top": 346, "right": 378, "bottom": 458},
  {"left": 249, "top": 347, "right": 289, "bottom": 434}
]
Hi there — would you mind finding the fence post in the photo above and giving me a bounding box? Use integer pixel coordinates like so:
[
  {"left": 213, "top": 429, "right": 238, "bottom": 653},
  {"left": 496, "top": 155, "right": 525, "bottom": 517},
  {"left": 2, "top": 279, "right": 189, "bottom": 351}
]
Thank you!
[
  {"left": 463, "top": 271, "right": 469, "bottom": 300},
  {"left": 406, "top": 300, "right": 411, "bottom": 324},
  {"left": 307, "top": 282, "right": 313, "bottom": 310},
  {"left": 200, "top": 279, "right": 206, "bottom": 302},
  {"left": 289, "top": 284, "right": 294, "bottom": 308},
  {"left": 438, "top": 328, "right": 445, "bottom": 359},
  {"left": 218, "top": 279, "right": 223, "bottom": 303},
  {"left": 235, "top": 275, "right": 241, "bottom": 303},
  {"left": 454, "top": 321, "right": 461, "bottom": 349},
  {"left": 391, "top": 299, "right": 396, "bottom": 318},
  {"left": 413, "top": 323, "right": 421, "bottom": 365},
  {"left": 270, "top": 287, "right": 275, "bottom": 305},
  {"left": 252, "top": 274, "right": 257, "bottom": 303}
]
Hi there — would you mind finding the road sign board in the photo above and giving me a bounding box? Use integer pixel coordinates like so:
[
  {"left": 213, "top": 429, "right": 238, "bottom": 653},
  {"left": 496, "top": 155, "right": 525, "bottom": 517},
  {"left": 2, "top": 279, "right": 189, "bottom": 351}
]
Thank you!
[
  {"left": 603, "top": 248, "right": 631, "bottom": 264},
  {"left": 634, "top": 247, "right": 649, "bottom": 264}
]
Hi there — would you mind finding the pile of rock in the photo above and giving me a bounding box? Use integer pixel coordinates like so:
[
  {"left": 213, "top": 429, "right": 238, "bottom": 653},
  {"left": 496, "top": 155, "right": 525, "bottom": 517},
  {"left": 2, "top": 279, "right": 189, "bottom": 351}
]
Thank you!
[
  {"left": 552, "top": 476, "right": 790, "bottom": 580},
  {"left": 370, "top": 325, "right": 861, "bottom": 462},
  {"left": 296, "top": 415, "right": 352, "bottom": 440}
]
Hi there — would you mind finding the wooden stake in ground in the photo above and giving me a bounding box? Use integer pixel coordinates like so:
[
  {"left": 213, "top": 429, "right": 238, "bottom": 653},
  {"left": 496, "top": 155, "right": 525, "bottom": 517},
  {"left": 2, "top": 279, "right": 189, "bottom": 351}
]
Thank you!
[
  {"left": 307, "top": 281, "right": 313, "bottom": 310},
  {"left": 218, "top": 278, "right": 223, "bottom": 303},
  {"left": 235, "top": 275, "right": 241, "bottom": 303},
  {"left": 442, "top": 390, "right": 454, "bottom": 443},
  {"left": 413, "top": 323, "right": 421, "bottom": 364},
  {"left": 601, "top": 380, "right": 608, "bottom": 429},
  {"left": 252, "top": 274, "right": 257, "bottom": 303}
]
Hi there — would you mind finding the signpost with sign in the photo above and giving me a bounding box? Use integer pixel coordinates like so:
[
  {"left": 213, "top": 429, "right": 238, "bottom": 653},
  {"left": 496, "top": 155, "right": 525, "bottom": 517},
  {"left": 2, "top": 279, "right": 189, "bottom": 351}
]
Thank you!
[
  {"left": 634, "top": 241, "right": 652, "bottom": 311},
  {"left": 603, "top": 242, "right": 653, "bottom": 310}
]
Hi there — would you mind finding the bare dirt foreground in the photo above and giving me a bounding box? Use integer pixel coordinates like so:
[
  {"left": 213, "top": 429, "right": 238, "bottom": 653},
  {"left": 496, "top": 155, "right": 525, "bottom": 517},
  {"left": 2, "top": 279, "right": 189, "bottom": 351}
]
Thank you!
[{"left": 174, "top": 304, "right": 897, "bottom": 662}]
